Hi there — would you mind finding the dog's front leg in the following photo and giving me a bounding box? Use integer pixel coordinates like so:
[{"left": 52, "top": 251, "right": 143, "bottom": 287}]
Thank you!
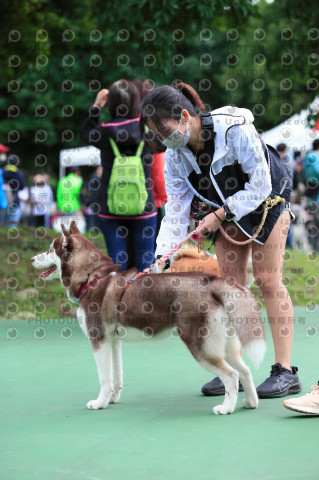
[
  {"left": 87, "top": 340, "right": 113, "bottom": 410},
  {"left": 109, "top": 340, "right": 123, "bottom": 404}
]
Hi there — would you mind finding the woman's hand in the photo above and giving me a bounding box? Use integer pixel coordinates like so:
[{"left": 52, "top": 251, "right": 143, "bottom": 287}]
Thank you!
[
  {"left": 93, "top": 89, "right": 109, "bottom": 109},
  {"left": 144, "top": 262, "right": 166, "bottom": 274},
  {"left": 196, "top": 209, "right": 225, "bottom": 235}
]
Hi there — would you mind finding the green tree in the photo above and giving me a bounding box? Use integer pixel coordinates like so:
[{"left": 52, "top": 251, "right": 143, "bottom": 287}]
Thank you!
[{"left": 0, "top": 0, "right": 318, "bottom": 179}]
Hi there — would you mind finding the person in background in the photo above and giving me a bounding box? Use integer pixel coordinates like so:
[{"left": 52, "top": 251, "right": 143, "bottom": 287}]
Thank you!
[
  {"left": 277, "top": 143, "right": 293, "bottom": 248},
  {"left": 29, "top": 174, "right": 54, "bottom": 228},
  {"left": 80, "top": 80, "right": 157, "bottom": 271},
  {"left": 0, "top": 143, "right": 10, "bottom": 222},
  {"left": 132, "top": 78, "right": 167, "bottom": 237},
  {"left": 80, "top": 166, "right": 103, "bottom": 231},
  {"left": 2, "top": 154, "right": 25, "bottom": 227},
  {"left": 56, "top": 167, "right": 83, "bottom": 217},
  {"left": 0, "top": 168, "right": 8, "bottom": 223},
  {"left": 302, "top": 138, "right": 319, "bottom": 250},
  {"left": 17, "top": 185, "right": 30, "bottom": 225}
]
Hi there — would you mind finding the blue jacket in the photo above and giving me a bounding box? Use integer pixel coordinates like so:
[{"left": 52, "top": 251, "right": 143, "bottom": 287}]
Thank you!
[{"left": 0, "top": 169, "right": 8, "bottom": 209}]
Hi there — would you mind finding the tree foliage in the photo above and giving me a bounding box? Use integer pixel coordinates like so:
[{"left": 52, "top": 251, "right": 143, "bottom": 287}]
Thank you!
[{"left": 0, "top": 0, "right": 318, "bottom": 177}]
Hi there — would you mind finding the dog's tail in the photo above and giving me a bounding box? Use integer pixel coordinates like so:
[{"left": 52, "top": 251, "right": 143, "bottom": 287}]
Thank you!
[
  {"left": 244, "top": 337, "right": 267, "bottom": 368},
  {"left": 213, "top": 279, "right": 267, "bottom": 368}
]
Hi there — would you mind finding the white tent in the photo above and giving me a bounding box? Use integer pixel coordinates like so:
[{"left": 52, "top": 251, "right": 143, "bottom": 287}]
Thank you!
[
  {"left": 262, "top": 101, "right": 319, "bottom": 154},
  {"left": 59, "top": 145, "right": 101, "bottom": 179}
]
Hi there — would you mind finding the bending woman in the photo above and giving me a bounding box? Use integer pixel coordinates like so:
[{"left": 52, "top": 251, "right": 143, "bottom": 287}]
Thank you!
[{"left": 139, "top": 82, "right": 302, "bottom": 399}]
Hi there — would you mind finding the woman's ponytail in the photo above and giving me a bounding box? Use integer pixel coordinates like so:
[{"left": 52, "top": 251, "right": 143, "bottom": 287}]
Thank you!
[{"left": 174, "top": 82, "right": 206, "bottom": 112}]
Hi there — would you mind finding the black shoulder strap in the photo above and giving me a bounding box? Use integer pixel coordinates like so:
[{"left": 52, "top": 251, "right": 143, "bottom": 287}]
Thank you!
[{"left": 200, "top": 112, "right": 214, "bottom": 129}]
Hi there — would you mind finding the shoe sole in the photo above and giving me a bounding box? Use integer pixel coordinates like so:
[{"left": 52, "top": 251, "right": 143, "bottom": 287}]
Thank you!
[
  {"left": 201, "top": 386, "right": 244, "bottom": 397},
  {"left": 257, "top": 383, "right": 302, "bottom": 399},
  {"left": 283, "top": 404, "right": 319, "bottom": 415}
]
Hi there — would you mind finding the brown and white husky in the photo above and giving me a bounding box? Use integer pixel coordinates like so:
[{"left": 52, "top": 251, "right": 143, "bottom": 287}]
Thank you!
[{"left": 31, "top": 220, "right": 266, "bottom": 415}]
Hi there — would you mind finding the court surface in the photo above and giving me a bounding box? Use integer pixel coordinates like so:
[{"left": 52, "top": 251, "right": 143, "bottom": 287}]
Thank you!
[{"left": 0, "top": 306, "right": 318, "bottom": 480}]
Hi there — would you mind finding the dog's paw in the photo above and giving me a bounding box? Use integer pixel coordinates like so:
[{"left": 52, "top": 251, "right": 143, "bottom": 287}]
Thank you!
[
  {"left": 110, "top": 386, "right": 122, "bottom": 404},
  {"left": 86, "top": 399, "right": 109, "bottom": 410},
  {"left": 109, "top": 392, "right": 120, "bottom": 404},
  {"left": 212, "top": 404, "right": 234, "bottom": 415},
  {"left": 242, "top": 396, "right": 258, "bottom": 409}
]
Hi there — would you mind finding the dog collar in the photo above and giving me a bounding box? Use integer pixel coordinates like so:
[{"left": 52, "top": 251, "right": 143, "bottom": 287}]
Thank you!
[{"left": 73, "top": 278, "right": 100, "bottom": 304}]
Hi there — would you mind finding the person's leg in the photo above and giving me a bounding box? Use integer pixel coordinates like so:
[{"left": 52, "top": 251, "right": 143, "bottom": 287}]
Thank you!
[
  {"left": 35, "top": 215, "right": 45, "bottom": 228},
  {"left": 214, "top": 223, "right": 252, "bottom": 285},
  {"left": 126, "top": 230, "right": 135, "bottom": 269},
  {"left": 155, "top": 206, "right": 164, "bottom": 239},
  {"left": 97, "top": 217, "right": 128, "bottom": 271},
  {"left": 286, "top": 223, "right": 293, "bottom": 248},
  {"left": 129, "top": 215, "right": 157, "bottom": 271},
  {"left": 252, "top": 210, "right": 302, "bottom": 397},
  {"left": 201, "top": 223, "right": 251, "bottom": 396},
  {"left": 313, "top": 205, "right": 319, "bottom": 250},
  {"left": 252, "top": 210, "right": 293, "bottom": 369},
  {"left": 6, "top": 204, "right": 22, "bottom": 227},
  {"left": 306, "top": 201, "right": 318, "bottom": 250}
]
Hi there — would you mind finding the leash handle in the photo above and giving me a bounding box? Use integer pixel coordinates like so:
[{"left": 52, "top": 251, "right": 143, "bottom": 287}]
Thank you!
[{"left": 147, "top": 223, "right": 202, "bottom": 273}]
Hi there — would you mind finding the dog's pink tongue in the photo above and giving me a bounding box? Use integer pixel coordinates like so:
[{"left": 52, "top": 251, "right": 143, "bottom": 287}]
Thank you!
[{"left": 39, "top": 265, "right": 56, "bottom": 278}]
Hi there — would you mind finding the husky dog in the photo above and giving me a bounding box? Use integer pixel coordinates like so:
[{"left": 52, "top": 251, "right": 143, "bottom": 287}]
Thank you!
[{"left": 31, "top": 221, "right": 266, "bottom": 415}]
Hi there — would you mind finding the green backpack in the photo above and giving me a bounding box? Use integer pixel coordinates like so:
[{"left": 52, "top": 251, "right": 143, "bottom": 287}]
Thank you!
[{"left": 107, "top": 138, "right": 148, "bottom": 215}]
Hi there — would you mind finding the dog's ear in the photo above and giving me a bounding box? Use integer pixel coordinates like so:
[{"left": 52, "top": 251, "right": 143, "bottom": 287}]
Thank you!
[
  {"left": 61, "top": 223, "right": 70, "bottom": 237},
  {"left": 61, "top": 223, "right": 70, "bottom": 248},
  {"left": 69, "top": 220, "right": 81, "bottom": 235}
]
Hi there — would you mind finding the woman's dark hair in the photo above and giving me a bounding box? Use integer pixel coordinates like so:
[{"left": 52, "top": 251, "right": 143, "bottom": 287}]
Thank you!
[
  {"left": 139, "top": 82, "right": 206, "bottom": 151},
  {"left": 131, "top": 78, "right": 154, "bottom": 100},
  {"left": 107, "top": 79, "right": 140, "bottom": 119}
]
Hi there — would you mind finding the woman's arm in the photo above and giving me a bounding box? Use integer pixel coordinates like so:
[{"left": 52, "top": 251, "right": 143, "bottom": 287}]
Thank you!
[
  {"left": 151, "top": 152, "right": 167, "bottom": 207},
  {"left": 80, "top": 90, "right": 109, "bottom": 149},
  {"left": 154, "top": 151, "right": 193, "bottom": 262}
]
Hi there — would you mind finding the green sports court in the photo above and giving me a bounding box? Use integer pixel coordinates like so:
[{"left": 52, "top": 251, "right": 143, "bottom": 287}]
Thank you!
[{"left": 0, "top": 306, "right": 318, "bottom": 480}]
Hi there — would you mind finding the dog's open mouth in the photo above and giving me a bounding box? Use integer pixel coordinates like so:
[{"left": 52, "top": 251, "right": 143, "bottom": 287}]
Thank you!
[{"left": 39, "top": 265, "right": 57, "bottom": 278}]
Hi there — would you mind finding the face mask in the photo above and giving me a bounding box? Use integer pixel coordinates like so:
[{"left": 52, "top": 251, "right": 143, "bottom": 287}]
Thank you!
[{"left": 162, "top": 116, "right": 190, "bottom": 149}]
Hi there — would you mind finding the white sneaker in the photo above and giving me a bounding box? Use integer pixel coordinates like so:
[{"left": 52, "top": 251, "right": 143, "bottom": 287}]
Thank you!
[{"left": 283, "top": 382, "right": 319, "bottom": 414}]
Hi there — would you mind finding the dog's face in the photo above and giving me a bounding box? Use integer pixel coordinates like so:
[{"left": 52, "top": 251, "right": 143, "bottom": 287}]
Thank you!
[
  {"left": 31, "top": 237, "right": 63, "bottom": 280},
  {"left": 31, "top": 221, "right": 82, "bottom": 283},
  {"left": 31, "top": 220, "right": 121, "bottom": 290}
]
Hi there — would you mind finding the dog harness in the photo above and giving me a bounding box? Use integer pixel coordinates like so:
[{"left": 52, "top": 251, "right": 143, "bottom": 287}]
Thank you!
[
  {"left": 72, "top": 271, "right": 148, "bottom": 305},
  {"left": 117, "top": 272, "right": 148, "bottom": 305}
]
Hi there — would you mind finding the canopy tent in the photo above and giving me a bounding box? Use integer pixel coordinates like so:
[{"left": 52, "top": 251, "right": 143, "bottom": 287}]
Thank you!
[
  {"left": 59, "top": 145, "right": 101, "bottom": 179},
  {"left": 262, "top": 102, "right": 319, "bottom": 154}
]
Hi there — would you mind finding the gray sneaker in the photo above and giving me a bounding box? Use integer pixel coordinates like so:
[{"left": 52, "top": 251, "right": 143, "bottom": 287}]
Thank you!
[
  {"left": 201, "top": 377, "right": 244, "bottom": 396},
  {"left": 256, "top": 363, "right": 302, "bottom": 399}
]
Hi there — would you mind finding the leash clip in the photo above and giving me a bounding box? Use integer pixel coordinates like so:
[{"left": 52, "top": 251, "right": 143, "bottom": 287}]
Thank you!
[{"left": 265, "top": 195, "right": 286, "bottom": 211}]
